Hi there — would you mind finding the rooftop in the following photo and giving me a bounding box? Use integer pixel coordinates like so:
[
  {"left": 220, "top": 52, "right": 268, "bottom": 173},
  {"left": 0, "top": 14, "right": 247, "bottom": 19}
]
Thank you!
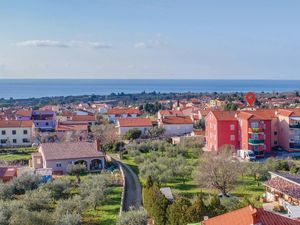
[
  {"left": 161, "top": 116, "right": 193, "bottom": 124},
  {"left": 0, "top": 120, "right": 33, "bottom": 128},
  {"left": 40, "top": 142, "right": 105, "bottom": 161},
  {"left": 118, "top": 118, "right": 152, "bottom": 127},
  {"left": 108, "top": 108, "right": 140, "bottom": 115}
]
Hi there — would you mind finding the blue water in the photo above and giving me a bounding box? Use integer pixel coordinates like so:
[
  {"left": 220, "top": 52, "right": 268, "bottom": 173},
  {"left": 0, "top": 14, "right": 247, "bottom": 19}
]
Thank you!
[{"left": 0, "top": 79, "right": 300, "bottom": 99}]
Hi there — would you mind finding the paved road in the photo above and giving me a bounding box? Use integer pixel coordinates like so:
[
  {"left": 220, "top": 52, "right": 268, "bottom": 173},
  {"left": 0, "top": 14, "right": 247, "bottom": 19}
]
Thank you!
[{"left": 114, "top": 160, "right": 142, "bottom": 211}]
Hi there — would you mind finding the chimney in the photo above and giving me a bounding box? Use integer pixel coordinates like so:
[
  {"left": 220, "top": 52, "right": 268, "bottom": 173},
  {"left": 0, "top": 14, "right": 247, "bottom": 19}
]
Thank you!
[
  {"left": 94, "top": 139, "right": 101, "bottom": 151},
  {"left": 203, "top": 216, "right": 209, "bottom": 221}
]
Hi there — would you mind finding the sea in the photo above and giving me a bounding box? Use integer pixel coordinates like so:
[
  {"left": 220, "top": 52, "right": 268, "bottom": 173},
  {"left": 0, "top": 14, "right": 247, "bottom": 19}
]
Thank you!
[{"left": 0, "top": 79, "right": 300, "bottom": 99}]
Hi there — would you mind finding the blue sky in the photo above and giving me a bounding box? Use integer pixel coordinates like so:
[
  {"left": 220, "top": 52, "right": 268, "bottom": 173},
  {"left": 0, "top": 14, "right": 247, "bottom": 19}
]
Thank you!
[{"left": 0, "top": 0, "right": 300, "bottom": 79}]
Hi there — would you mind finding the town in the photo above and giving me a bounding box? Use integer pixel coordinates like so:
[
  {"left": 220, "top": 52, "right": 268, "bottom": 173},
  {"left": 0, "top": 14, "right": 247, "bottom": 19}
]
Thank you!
[{"left": 1, "top": 91, "right": 300, "bottom": 225}]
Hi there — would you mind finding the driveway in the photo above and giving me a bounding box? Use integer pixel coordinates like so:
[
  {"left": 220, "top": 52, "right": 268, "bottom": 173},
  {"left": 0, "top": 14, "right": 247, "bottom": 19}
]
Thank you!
[{"left": 114, "top": 159, "right": 142, "bottom": 211}]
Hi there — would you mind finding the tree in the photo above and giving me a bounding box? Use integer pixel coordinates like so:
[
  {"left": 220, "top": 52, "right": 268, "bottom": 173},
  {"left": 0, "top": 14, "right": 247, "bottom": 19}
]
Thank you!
[
  {"left": 0, "top": 182, "right": 14, "bottom": 200},
  {"left": 67, "top": 164, "right": 87, "bottom": 184},
  {"left": 55, "top": 213, "right": 82, "bottom": 225},
  {"left": 54, "top": 195, "right": 86, "bottom": 218},
  {"left": 23, "top": 188, "right": 52, "bottom": 211},
  {"left": 123, "top": 129, "right": 142, "bottom": 140},
  {"left": 117, "top": 208, "right": 148, "bottom": 225},
  {"left": 207, "top": 195, "right": 227, "bottom": 217},
  {"left": 166, "top": 198, "right": 191, "bottom": 225},
  {"left": 46, "top": 178, "right": 72, "bottom": 199},
  {"left": 186, "top": 195, "right": 208, "bottom": 223},
  {"left": 143, "top": 183, "right": 169, "bottom": 225},
  {"left": 91, "top": 124, "right": 118, "bottom": 146},
  {"left": 12, "top": 173, "right": 42, "bottom": 195},
  {"left": 223, "top": 102, "right": 237, "bottom": 111},
  {"left": 195, "top": 151, "right": 240, "bottom": 196},
  {"left": 146, "top": 127, "right": 165, "bottom": 139},
  {"left": 9, "top": 209, "right": 53, "bottom": 225}
]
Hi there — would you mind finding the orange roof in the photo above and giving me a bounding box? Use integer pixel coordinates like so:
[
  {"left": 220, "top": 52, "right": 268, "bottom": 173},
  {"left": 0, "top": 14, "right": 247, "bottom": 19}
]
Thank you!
[
  {"left": 211, "top": 111, "right": 237, "bottom": 121},
  {"left": 71, "top": 115, "right": 96, "bottom": 121},
  {"left": 162, "top": 116, "right": 193, "bottom": 124},
  {"left": 0, "top": 120, "right": 33, "bottom": 128},
  {"left": 238, "top": 110, "right": 275, "bottom": 120},
  {"left": 159, "top": 110, "right": 183, "bottom": 116},
  {"left": 56, "top": 123, "right": 88, "bottom": 132},
  {"left": 108, "top": 108, "right": 140, "bottom": 115},
  {"left": 15, "top": 110, "right": 32, "bottom": 117},
  {"left": 277, "top": 108, "right": 300, "bottom": 117},
  {"left": 118, "top": 118, "right": 152, "bottom": 127},
  {"left": 202, "top": 205, "right": 300, "bottom": 225}
]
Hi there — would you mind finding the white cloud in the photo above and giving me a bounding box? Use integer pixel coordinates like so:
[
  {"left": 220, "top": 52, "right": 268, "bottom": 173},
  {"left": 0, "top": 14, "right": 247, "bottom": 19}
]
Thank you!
[
  {"left": 16, "top": 40, "right": 112, "bottom": 49},
  {"left": 134, "top": 42, "right": 147, "bottom": 49}
]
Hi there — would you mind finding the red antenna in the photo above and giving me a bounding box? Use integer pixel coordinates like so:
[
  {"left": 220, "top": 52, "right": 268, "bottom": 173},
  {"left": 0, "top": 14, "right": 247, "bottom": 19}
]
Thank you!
[{"left": 245, "top": 92, "right": 256, "bottom": 107}]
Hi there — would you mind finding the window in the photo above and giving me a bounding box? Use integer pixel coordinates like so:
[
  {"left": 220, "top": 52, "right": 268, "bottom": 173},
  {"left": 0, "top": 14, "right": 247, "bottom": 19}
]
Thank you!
[
  {"left": 36, "top": 122, "right": 39, "bottom": 126},
  {"left": 45, "top": 122, "right": 49, "bottom": 126},
  {"left": 23, "top": 130, "right": 28, "bottom": 135},
  {"left": 1, "top": 130, "right": 5, "bottom": 135},
  {"left": 56, "top": 163, "right": 62, "bottom": 168},
  {"left": 13, "top": 139, "right": 17, "bottom": 144},
  {"left": 23, "top": 138, "right": 29, "bottom": 143},
  {"left": 274, "top": 131, "right": 277, "bottom": 135},
  {"left": 274, "top": 141, "right": 278, "bottom": 145},
  {"left": 251, "top": 122, "right": 259, "bottom": 128},
  {"left": 230, "top": 135, "right": 235, "bottom": 141},
  {"left": 37, "top": 158, "right": 41, "bottom": 164},
  {"left": 230, "top": 124, "right": 235, "bottom": 131},
  {"left": 12, "top": 130, "right": 16, "bottom": 135},
  {"left": 0, "top": 139, "right": 7, "bottom": 144}
]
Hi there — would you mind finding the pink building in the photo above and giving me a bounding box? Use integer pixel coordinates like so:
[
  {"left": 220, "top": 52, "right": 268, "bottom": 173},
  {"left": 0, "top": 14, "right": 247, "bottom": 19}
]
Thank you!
[{"left": 205, "top": 111, "right": 239, "bottom": 152}]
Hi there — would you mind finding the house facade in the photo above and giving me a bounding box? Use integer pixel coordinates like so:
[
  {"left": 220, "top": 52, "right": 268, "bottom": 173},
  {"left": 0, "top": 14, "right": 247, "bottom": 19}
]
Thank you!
[
  {"left": 0, "top": 120, "right": 34, "bottom": 147},
  {"left": 205, "top": 111, "right": 239, "bottom": 152},
  {"left": 32, "top": 110, "right": 56, "bottom": 131},
  {"left": 117, "top": 117, "right": 153, "bottom": 136},
  {"left": 32, "top": 142, "right": 106, "bottom": 174},
  {"left": 277, "top": 109, "right": 300, "bottom": 152},
  {"left": 159, "top": 116, "right": 193, "bottom": 137}
]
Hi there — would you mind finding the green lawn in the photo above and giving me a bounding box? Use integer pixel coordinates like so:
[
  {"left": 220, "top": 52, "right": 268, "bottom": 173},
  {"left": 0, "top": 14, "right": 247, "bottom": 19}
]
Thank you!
[
  {"left": 83, "top": 186, "right": 122, "bottom": 225},
  {"left": 0, "top": 147, "right": 37, "bottom": 163},
  {"left": 122, "top": 155, "right": 264, "bottom": 205}
]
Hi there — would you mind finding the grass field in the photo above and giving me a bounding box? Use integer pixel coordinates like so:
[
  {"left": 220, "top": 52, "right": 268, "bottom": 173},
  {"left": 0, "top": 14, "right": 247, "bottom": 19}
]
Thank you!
[
  {"left": 122, "top": 155, "right": 264, "bottom": 206},
  {"left": 83, "top": 186, "right": 122, "bottom": 225},
  {"left": 0, "top": 147, "right": 37, "bottom": 163}
]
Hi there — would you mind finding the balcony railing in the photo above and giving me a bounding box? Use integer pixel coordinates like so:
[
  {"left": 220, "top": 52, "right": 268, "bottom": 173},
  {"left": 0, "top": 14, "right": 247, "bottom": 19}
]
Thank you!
[
  {"left": 289, "top": 143, "right": 300, "bottom": 149},
  {"left": 289, "top": 124, "right": 300, "bottom": 129},
  {"left": 248, "top": 127, "right": 264, "bottom": 133},
  {"left": 248, "top": 139, "right": 264, "bottom": 145}
]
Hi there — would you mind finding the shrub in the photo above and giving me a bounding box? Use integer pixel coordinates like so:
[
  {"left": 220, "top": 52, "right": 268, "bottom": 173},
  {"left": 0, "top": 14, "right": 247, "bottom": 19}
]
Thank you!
[
  {"left": 55, "top": 213, "right": 82, "bottom": 225},
  {"left": 12, "top": 173, "right": 41, "bottom": 195},
  {"left": 117, "top": 208, "right": 148, "bottom": 225},
  {"left": 23, "top": 188, "right": 52, "bottom": 211},
  {"left": 123, "top": 129, "right": 142, "bottom": 140}
]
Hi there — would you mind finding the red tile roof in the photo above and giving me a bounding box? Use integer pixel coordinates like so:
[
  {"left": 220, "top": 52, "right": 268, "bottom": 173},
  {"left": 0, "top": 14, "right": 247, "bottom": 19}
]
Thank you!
[
  {"left": 40, "top": 142, "right": 104, "bottom": 160},
  {"left": 118, "top": 118, "right": 152, "bottom": 127},
  {"left": 0, "top": 167, "right": 17, "bottom": 179},
  {"left": 211, "top": 111, "right": 237, "bottom": 121},
  {"left": 71, "top": 115, "right": 96, "bottom": 121},
  {"left": 162, "top": 116, "right": 193, "bottom": 124},
  {"left": 264, "top": 176, "right": 300, "bottom": 200},
  {"left": 238, "top": 111, "right": 274, "bottom": 120},
  {"left": 15, "top": 110, "right": 32, "bottom": 117},
  {"left": 277, "top": 108, "right": 300, "bottom": 117},
  {"left": 56, "top": 123, "right": 88, "bottom": 132},
  {"left": 108, "top": 108, "right": 140, "bottom": 115},
  {"left": 0, "top": 120, "right": 33, "bottom": 128},
  {"left": 202, "top": 205, "right": 300, "bottom": 225}
]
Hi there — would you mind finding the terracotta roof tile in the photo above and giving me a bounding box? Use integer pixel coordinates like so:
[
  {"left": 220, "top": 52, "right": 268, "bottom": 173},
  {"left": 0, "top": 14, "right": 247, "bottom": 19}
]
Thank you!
[
  {"left": 15, "top": 110, "right": 32, "bottom": 117},
  {"left": 118, "top": 118, "right": 152, "bottom": 127},
  {"left": 71, "top": 115, "right": 96, "bottom": 121},
  {"left": 108, "top": 108, "right": 140, "bottom": 115},
  {"left": 40, "top": 142, "right": 104, "bottom": 160},
  {"left": 0, "top": 120, "right": 33, "bottom": 128},
  {"left": 162, "top": 116, "right": 193, "bottom": 124},
  {"left": 211, "top": 111, "right": 237, "bottom": 121}
]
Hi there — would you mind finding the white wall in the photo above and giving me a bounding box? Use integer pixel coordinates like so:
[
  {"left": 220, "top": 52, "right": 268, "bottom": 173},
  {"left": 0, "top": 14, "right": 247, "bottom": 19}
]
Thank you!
[
  {"left": 0, "top": 127, "right": 33, "bottom": 146},
  {"left": 162, "top": 124, "right": 193, "bottom": 136},
  {"left": 118, "top": 126, "right": 151, "bottom": 136}
]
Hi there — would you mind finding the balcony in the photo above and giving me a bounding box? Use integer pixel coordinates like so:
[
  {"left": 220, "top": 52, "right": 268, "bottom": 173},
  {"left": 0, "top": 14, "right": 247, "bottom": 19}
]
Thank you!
[
  {"left": 248, "top": 139, "right": 264, "bottom": 145},
  {"left": 248, "top": 127, "right": 264, "bottom": 133},
  {"left": 289, "top": 143, "right": 300, "bottom": 150},
  {"left": 289, "top": 124, "right": 300, "bottom": 129}
]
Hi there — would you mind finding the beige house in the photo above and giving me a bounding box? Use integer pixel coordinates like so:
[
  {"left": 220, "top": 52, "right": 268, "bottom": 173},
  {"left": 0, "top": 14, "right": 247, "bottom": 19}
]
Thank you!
[
  {"left": 277, "top": 109, "right": 300, "bottom": 151},
  {"left": 0, "top": 120, "right": 34, "bottom": 147},
  {"left": 117, "top": 118, "right": 153, "bottom": 136},
  {"left": 32, "top": 142, "right": 106, "bottom": 174}
]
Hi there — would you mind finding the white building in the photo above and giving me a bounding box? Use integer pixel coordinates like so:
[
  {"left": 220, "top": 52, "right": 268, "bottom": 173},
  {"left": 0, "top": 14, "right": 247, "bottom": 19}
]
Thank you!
[
  {"left": 108, "top": 108, "right": 140, "bottom": 123},
  {"left": 159, "top": 116, "right": 193, "bottom": 137},
  {"left": 0, "top": 120, "right": 34, "bottom": 147},
  {"left": 117, "top": 118, "right": 153, "bottom": 136}
]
